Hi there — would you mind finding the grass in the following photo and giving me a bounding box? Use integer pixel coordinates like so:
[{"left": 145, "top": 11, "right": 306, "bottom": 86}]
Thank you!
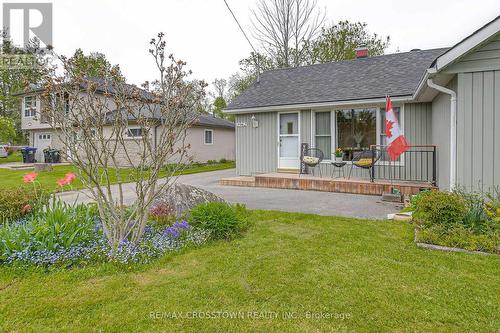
[
  {"left": 0, "top": 161, "right": 235, "bottom": 192},
  {"left": 0, "top": 211, "right": 498, "bottom": 332},
  {"left": 0, "top": 152, "right": 22, "bottom": 164}
]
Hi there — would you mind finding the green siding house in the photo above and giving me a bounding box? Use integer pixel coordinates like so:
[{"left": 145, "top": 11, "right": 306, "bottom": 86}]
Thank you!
[{"left": 225, "top": 16, "right": 500, "bottom": 192}]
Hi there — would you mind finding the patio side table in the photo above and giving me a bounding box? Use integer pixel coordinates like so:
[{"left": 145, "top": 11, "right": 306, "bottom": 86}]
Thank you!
[{"left": 330, "top": 161, "right": 347, "bottom": 179}]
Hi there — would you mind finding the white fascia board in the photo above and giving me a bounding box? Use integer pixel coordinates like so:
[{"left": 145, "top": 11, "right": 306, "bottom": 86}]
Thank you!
[
  {"left": 435, "top": 16, "right": 500, "bottom": 71},
  {"left": 223, "top": 96, "right": 413, "bottom": 114}
]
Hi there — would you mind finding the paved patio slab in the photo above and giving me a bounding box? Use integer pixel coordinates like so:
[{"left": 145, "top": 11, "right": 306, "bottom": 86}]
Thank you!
[{"left": 58, "top": 169, "right": 403, "bottom": 219}]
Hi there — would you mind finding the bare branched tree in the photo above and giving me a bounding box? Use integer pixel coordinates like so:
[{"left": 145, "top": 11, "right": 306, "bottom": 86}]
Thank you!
[
  {"left": 212, "top": 78, "right": 227, "bottom": 98},
  {"left": 251, "top": 0, "right": 324, "bottom": 68},
  {"left": 41, "top": 33, "right": 205, "bottom": 249}
]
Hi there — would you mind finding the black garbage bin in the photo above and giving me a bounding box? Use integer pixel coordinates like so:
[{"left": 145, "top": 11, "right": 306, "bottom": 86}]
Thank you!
[
  {"left": 42, "top": 148, "right": 61, "bottom": 163},
  {"left": 43, "top": 148, "right": 52, "bottom": 163},
  {"left": 20, "top": 147, "right": 37, "bottom": 163},
  {"left": 49, "top": 149, "right": 61, "bottom": 163}
]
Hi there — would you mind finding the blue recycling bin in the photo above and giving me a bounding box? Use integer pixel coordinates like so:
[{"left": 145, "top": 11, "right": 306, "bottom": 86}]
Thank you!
[{"left": 20, "top": 147, "right": 37, "bottom": 163}]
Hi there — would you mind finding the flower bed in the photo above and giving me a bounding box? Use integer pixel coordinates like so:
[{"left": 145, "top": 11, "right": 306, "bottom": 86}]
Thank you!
[
  {"left": 410, "top": 188, "right": 499, "bottom": 254},
  {"left": 0, "top": 171, "right": 249, "bottom": 268},
  {"left": 0, "top": 201, "right": 211, "bottom": 268}
]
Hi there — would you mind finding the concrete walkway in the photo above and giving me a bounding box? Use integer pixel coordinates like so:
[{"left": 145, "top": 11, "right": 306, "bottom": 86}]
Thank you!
[{"left": 58, "top": 169, "right": 403, "bottom": 219}]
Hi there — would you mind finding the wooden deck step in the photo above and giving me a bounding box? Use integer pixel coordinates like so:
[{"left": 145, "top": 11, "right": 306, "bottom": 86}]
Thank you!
[
  {"left": 219, "top": 176, "right": 255, "bottom": 187},
  {"left": 277, "top": 168, "right": 299, "bottom": 174}
]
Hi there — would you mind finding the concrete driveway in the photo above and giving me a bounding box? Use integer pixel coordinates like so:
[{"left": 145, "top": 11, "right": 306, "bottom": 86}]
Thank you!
[{"left": 59, "top": 169, "right": 402, "bottom": 219}]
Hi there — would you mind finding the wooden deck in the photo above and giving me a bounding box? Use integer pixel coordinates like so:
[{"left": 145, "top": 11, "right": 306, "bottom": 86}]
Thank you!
[{"left": 220, "top": 172, "right": 436, "bottom": 197}]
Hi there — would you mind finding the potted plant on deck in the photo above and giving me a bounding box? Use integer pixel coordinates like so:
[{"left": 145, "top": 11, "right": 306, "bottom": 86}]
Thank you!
[{"left": 334, "top": 148, "right": 343, "bottom": 162}]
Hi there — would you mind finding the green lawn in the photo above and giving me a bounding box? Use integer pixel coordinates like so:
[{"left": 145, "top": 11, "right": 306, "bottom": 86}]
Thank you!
[
  {"left": 0, "top": 162, "right": 235, "bottom": 192},
  {"left": 0, "top": 211, "right": 498, "bottom": 332},
  {"left": 0, "top": 152, "right": 22, "bottom": 164}
]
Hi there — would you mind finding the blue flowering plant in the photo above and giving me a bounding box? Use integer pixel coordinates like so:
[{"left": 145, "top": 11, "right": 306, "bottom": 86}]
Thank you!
[{"left": 0, "top": 200, "right": 210, "bottom": 268}]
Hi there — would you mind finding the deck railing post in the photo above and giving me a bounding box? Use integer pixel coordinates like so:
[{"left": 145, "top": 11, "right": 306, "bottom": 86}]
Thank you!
[
  {"left": 371, "top": 146, "right": 375, "bottom": 182},
  {"left": 432, "top": 146, "right": 437, "bottom": 186}
]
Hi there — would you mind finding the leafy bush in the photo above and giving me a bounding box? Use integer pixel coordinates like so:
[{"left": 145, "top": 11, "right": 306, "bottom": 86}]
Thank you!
[
  {"left": 0, "top": 187, "right": 40, "bottom": 222},
  {"left": 188, "top": 202, "right": 249, "bottom": 239},
  {"left": 413, "top": 191, "right": 466, "bottom": 228}
]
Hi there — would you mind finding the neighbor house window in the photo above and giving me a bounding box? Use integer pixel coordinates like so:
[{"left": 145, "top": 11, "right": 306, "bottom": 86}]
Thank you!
[
  {"left": 64, "top": 93, "right": 70, "bottom": 114},
  {"left": 314, "top": 112, "right": 331, "bottom": 158},
  {"left": 204, "top": 129, "right": 213, "bottom": 144},
  {"left": 335, "top": 108, "right": 377, "bottom": 160},
  {"left": 127, "top": 128, "right": 143, "bottom": 138},
  {"left": 24, "top": 96, "right": 37, "bottom": 117}
]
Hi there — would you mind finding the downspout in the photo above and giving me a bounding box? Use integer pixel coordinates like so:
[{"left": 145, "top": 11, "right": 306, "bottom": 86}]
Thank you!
[{"left": 426, "top": 78, "right": 457, "bottom": 190}]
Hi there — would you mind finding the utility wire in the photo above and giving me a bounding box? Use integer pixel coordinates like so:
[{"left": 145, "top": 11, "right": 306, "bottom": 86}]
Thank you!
[{"left": 223, "top": 0, "right": 260, "bottom": 82}]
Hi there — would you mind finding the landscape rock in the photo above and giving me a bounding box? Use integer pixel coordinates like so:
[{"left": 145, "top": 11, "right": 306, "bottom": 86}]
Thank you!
[{"left": 151, "top": 183, "right": 225, "bottom": 217}]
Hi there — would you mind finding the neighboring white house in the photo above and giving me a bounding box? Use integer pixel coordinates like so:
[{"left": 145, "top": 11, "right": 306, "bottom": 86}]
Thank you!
[
  {"left": 225, "top": 16, "right": 500, "bottom": 192},
  {"left": 17, "top": 85, "right": 235, "bottom": 165}
]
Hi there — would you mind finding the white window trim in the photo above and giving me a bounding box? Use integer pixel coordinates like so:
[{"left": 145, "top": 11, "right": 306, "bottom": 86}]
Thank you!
[
  {"left": 309, "top": 105, "right": 406, "bottom": 165},
  {"left": 204, "top": 129, "right": 214, "bottom": 145},
  {"left": 311, "top": 110, "right": 335, "bottom": 162},
  {"left": 126, "top": 126, "right": 143, "bottom": 139},
  {"left": 23, "top": 95, "right": 38, "bottom": 118}
]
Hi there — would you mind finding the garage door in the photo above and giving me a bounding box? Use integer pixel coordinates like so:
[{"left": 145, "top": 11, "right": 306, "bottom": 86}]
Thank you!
[{"left": 34, "top": 133, "right": 52, "bottom": 162}]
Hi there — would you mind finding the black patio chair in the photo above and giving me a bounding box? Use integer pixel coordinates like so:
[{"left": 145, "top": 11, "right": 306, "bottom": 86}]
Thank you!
[
  {"left": 348, "top": 149, "right": 381, "bottom": 182},
  {"left": 300, "top": 148, "right": 324, "bottom": 177}
]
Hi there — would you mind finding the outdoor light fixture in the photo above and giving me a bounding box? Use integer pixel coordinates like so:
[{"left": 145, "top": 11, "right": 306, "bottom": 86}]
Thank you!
[{"left": 251, "top": 115, "right": 258, "bottom": 128}]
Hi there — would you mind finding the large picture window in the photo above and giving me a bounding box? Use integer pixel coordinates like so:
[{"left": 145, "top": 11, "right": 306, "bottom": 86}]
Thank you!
[
  {"left": 336, "top": 108, "right": 377, "bottom": 160},
  {"left": 314, "top": 112, "right": 331, "bottom": 158}
]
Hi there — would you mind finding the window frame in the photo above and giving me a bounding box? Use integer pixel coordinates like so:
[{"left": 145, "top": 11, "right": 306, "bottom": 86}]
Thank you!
[
  {"left": 312, "top": 110, "right": 334, "bottom": 162},
  {"left": 126, "top": 127, "right": 143, "bottom": 139},
  {"left": 23, "top": 96, "right": 37, "bottom": 117},
  {"left": 204, "top": 129, "right": 214, "bottom": 145},
  {"left": 310, "top": 105, "right": 405, "bottom": 165}
]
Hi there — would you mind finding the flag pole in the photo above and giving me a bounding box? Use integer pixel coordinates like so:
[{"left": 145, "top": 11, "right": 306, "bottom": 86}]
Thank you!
[{"left": 386, "top": 95, "right": 394, "bottom": 192}]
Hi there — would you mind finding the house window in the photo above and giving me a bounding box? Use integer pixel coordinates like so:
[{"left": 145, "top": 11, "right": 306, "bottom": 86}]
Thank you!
[
  {"left": 38, "top": 134, "right": 51, "bottom": 140},
  {"left": 127, "top": 128, "right": 143, "bottom": 138},
  {"left": 380, "top": 107, "right": 401, "bottom": 145},
  {"left": 204, "top": 129, "right": 213, "bottom": 144},
  {"left": 24, "top": 96, "right": 37, "bottom": 117},
  {"left": 314, "top": 112, "right": 331, "bottom": 158},
  {"left": 64, "top": 93, "right": 70, "bottom": 114},
  {"left": 335, "top": 108, "right": 377, "bottom": 160}
]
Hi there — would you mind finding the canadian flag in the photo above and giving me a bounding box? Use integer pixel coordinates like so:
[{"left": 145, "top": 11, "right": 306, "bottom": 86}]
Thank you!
[{"left": 385, "top": 96, "right": 409, "bottom": 160}]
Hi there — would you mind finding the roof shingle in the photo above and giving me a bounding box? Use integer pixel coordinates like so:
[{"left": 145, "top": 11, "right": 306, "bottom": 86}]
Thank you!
[{"left": 226, "top": 48, "right": 449, "bottom": 110}]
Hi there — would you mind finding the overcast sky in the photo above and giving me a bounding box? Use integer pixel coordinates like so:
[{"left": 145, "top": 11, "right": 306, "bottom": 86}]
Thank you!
[{"left": 4, "top": 0, "right": 500, "bottom": 91}]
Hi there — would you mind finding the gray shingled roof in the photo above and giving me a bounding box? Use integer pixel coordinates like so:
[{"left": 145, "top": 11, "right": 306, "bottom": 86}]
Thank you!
[
  {"left": 226, "top": 48, "right": 449, "bottom": 110},
  {"left": 197, "top": 115, "right": 235, "bottom": 129},
  {"left": 107, "top": 105, "right": 234, "bottom": 129}
]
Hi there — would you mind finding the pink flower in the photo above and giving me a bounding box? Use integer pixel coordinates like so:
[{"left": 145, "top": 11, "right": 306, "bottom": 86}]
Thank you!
[
  {"left": 56, "top": 178, "right": 68, "bottom": 186},
  {"left": 23, "top": 172, "right": 38, "bottom": 183},
  {"left": 64, "top": 172, "right": 76, "bottom": 184},
  {"left": 21, "top": 204, "right": 32, "bottom": 214}
]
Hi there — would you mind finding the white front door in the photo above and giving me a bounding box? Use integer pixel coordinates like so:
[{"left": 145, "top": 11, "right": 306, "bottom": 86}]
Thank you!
[{"left": 278, "top": 112, "right": 300, "bottom": 169}]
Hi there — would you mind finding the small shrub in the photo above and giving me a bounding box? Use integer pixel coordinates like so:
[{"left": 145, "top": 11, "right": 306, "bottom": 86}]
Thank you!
[
  {"left": 0, "top": 187, "right": 40, "bottom": 222},
  {"left": 206, "top": 160, "right": 217, "bottom": 165},
  {"left": 188, "top": 202, "right": 249, "bottom": 239},
  {"left": 219, "top": 158, "right": 228, "bottom": 164},
  {"left": 413, "top": 191, "right": 466, "bottom": 228},
  {"left": 148, "top": 203, "right": 176, "bottom": 226}
]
